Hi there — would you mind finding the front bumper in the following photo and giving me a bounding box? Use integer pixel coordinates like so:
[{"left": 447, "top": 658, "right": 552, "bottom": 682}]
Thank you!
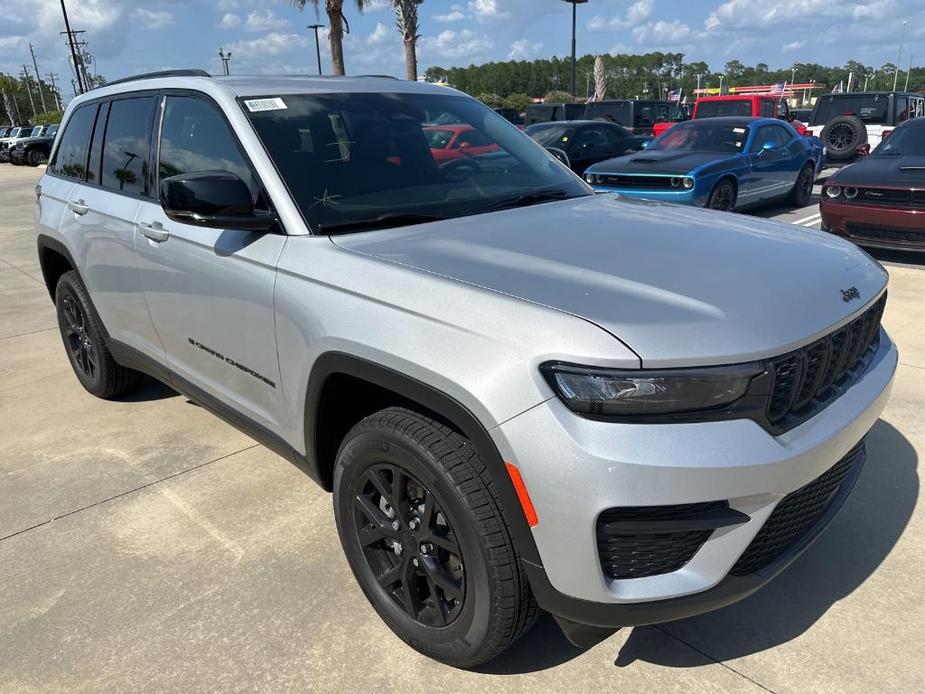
[
  {"left": 821, "top": 198, "right": 925, "bottom": 250},
  {"left": 589, "top": 185, "right": 709, "bottom": 207},
  {"left": 494, "top": 330, "right": 897, "bottom": 625}
]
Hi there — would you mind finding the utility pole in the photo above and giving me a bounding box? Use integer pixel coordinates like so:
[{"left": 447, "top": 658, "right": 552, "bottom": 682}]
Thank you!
[
  {"left": 59, "top": 0, "right": 84, "bottom": 93},
  {"left": 307, "top": 24, "right": 324, "bottom": 75},
  {"left": 20, "top": 66, "right": 37, "bottom": 118},
  {"left": 29, "top": 43, "right": 47, "bottom": 113},
  {"left": 46, "top": 73, "right": 62, "bottom": 110},
  {"left": 893, "top": 20, "right": 907, "bottom": 92},
  {"left": 218, "top": 47, "right": 232, "bottom": 76},
  {"left": 904, "top": 54, "right": 913, "bottom": 92}
]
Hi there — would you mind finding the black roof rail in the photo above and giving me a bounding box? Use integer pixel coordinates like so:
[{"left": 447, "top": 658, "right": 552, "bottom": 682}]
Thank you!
[
  {"left": 356, "top": 74, "right": 399, "bottom": 80},
  {"left": 101, "top": 69, "right": 212, "bottom": 88}
]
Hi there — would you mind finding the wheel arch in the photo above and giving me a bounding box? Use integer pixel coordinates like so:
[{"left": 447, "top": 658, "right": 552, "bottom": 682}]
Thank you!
[
  {"left": 304, "top": 351, "right": 543, "bottom": 567},
  {"left": 36, "top": 234, "right": 79, "bottom": 301}
]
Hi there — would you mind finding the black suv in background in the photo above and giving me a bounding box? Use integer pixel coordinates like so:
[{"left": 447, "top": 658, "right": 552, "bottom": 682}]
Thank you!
[
  {"left": 583, "top": 99, "right": 685, "bottom": 135},
  {"left": 10, "top": 124, "right": 59, "bottom": 166},
  {"left": 524, "top": 102, "right": 585, "bottom": 126}
]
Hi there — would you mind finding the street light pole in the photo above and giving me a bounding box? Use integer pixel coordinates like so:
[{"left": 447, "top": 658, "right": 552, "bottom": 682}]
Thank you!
[
  {"left": 561, "top": 0, "right": 588, "bottom": 98},
  {"left": 904, "top": 54, "right": 913, "bottom": 92},
  {"left": 893, "top": 20, "right": 907, "bottom": 92},
  {"left": 218, "top": 47, "right": 232, "bottom": 76},
  {"left": 307, "top": 24, "right": 324, "bottom": 75}
]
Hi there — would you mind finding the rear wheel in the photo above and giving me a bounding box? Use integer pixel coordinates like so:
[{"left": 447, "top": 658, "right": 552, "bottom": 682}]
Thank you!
[
  {"left": 789, "top": 163, "right": 815, "bottom": 207},
  {"left": 707, "top": 179, "right": 736, "bottom": 211},
  {"left": 820, "top": 115, "right": 866, "bottom": 162},
  {"left": 27, "top": 149, "right": 47, "bottom": 166},
  {"left": 333, "top": 407, "right": 539, "bottom": 667},
  {"left": 55, "top": 271, "right": 144, "bottom": 398}
]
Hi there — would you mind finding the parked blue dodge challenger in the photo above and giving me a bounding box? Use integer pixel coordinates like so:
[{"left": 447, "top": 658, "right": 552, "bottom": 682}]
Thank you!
[{"left": 584, "top": 117, "right": 825, "bottom": 211}]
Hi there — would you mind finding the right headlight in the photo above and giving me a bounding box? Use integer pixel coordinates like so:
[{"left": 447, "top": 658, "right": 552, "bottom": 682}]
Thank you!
[
  {"left": 824, "top": 186, "right": 842, "bottom": 199},
  {"left": 541, "top": 362, "right": 763, "bottom": 417}
]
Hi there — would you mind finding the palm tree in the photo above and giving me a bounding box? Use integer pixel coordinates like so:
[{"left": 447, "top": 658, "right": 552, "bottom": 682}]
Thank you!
[
  {"left": 394, "top": 0, "right": 422, "bottom": 81},
  {"left": 288, "top": 0, "right": 368, "bottom": 76}
]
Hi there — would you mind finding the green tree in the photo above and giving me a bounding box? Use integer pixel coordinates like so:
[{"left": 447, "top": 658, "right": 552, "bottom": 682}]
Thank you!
[
  {"left": 503, "top": 92, "right": 531, "bottom": 113},
  {"left": 544, "top": 89, "right": 574, "bottom": 104},
  {"left": 288, "top": 0, "right": 369, "bottom": 75},
  {"left": 475, "top": 92, "right": 503, "bottom": 108}
]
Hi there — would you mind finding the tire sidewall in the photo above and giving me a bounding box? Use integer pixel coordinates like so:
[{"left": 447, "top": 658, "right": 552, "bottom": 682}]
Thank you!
[
  {"left": 708, "top": 179, "right": 736, "bottom": 211},
  {"left": 821, "top": 115, "right": 866, "bottom": 161},
  {"left": 27, "top": 150, "right": 45, "bottom": 166},
  {"left": 793, "top": 163, "right": 815, "bottom": 206},
  {"left": 333, "top": 427, "right": 496, "bottom": 665}
]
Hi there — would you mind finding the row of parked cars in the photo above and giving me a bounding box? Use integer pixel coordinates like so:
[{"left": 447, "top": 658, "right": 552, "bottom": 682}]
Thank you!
[{"left": 0, "top": 123, "right": 59, "bottom": 166}]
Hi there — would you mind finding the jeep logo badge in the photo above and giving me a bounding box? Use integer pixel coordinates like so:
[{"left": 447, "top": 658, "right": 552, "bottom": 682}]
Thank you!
[{"left": 841, "top": 286, "right": 861, "bottom": 303}]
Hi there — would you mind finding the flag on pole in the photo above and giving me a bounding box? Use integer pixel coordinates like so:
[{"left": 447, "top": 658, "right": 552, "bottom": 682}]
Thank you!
[
  {"left": 832, "top": 81, "right": 843, "bottom": 94},
  {"left": 768, "top": 82, "right": 786, "bottom": 96},
  {"left": 667, "top": 88, "right": 681, "bottom": 103}
]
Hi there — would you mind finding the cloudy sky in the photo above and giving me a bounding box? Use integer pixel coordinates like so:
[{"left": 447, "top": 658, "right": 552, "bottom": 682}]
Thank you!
[{"left": 1, "top": 0, "right": 923, "bottom": 98}]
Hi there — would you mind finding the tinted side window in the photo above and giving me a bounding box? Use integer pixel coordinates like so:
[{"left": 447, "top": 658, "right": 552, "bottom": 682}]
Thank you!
[
  {"left": 760, "top": 100, "right": 774, "bottom": 118},
  {"left": 895, "top": 97, "right": 909, "bottom": 123},
  {"left": 750, "top": 126, "right": 776, "bottom": 152},
  {"left": 100, "top": 97, "right": 155, "bottom": 196},
  {"left": 771, "top": 124, "right": 793, "bottom": 145},
  {"left": 50, "top": 104, "right": 97, "bottom": 180},
  {"left": 159, "top": 96, "right": 259, "bottom": 203},
  {"left": 87, "top": 102, "right": 110, "bottom": 184}
]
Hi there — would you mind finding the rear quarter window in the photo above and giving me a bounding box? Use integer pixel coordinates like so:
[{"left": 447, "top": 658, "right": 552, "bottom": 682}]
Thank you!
[{"left": 49, "top": 104, "right": 98, "bottom": 181}]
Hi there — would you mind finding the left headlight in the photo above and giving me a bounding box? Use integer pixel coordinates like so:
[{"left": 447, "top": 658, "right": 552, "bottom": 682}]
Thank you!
[{"left": 541, "top": 362, "right": 763, "bottom": 417}]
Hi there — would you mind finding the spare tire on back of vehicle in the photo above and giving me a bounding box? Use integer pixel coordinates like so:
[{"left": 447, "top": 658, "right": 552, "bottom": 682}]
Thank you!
[{"left": 820, "top": 114, "right": 867, "bottom": 162}]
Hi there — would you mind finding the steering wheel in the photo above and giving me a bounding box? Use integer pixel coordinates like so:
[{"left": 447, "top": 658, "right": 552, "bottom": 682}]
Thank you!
[{"left": 441, "top": 158, "right": 483, "bottom": 179}]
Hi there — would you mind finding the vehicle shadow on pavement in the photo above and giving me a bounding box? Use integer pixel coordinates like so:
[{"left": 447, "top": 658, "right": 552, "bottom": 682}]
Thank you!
[
  {"left": 111, "top": 377, "right": 179, "bottom": 402},
  {"left": 614, "top": 419, "right": 917, "bottom": 668}
]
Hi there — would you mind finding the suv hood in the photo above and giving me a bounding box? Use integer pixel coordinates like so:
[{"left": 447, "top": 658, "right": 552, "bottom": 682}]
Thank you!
[
  {"left": 333, "top": 195, "right": 887, "bottom": 367},
  {"left": 590, "top": 151, "right": 722, "bottom": 175}
]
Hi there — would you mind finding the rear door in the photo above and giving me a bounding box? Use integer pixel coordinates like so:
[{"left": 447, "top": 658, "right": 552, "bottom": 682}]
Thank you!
[
  {"left": 134, "top": 92, "right": 286, "bottom": 430},
  {"left": 54, "top": 96, "right": 163, "bottom": 360}
]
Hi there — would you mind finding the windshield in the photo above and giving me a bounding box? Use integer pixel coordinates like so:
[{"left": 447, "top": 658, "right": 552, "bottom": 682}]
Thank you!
[
  {"left": 245, "top": 92, "right": 589, "bottom": 233},
  {"left": 422, "top": 127, "right": 455, "bottom": 149},
  {"left": 17, "top": 128, "right": 33, "bottom": 138},
  {"left": 8, "top": 128, "right": 20, "bottom": 138},
  {"left": 812, "top": 95, "right": 888, "bottom": 125},
  {"left": 696, "top": 100, "right": 752, "bottom": 118},
  {"left": 648, "top": 120, "right": 750, "bottom": 153},
  {"left": 524, "top": 124, "right": 575, "bottom": 148},
  {"left": 45, "top": 124, "right": 58, "bottom": 136},
  {"left": 873, "top": 123, "right": 925, "bottom": 156}
]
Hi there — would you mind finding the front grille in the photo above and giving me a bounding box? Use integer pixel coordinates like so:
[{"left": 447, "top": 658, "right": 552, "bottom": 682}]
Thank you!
[
  {"left": 730, "top": 439, "right": 866, "bottom": 575},
  {"left": 599, "top": 174, "right": 676, "bottom": 189},
  {"left": 765, "top": 294, "right": 885, "bottom": 432},
  {"left": 846, "top": 224, "right": 925, "bottom": 246},
  {"left": 597, "top": 501, "right": 727, "bottom": 579},
  {"left": 849, "top": 187, "right": 925, "bottom": 209}
]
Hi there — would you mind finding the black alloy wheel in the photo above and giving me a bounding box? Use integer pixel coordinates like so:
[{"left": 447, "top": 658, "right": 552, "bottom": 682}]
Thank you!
[
  {"left": 790, "top": 163, "right": 815, "bottom": 206},
  {"left": 826, "top": 122, "right": 856, "bottom": 152},
  {"left": 61, "top": 293, "right": 97, "bottom": 381},
  {"left": 707, "top": 180, "right": 736, "bottom": 211},
  {"left": 352, "top": 463, "right": 465, "bottom": 627}
]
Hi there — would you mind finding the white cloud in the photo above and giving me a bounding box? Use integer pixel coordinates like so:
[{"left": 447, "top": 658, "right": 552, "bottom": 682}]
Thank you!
[
  {"left": 243, "top": 9, "right": 290, "bottom": 32},
  {"left": 227, "top": 32, "right": 309, "bottom": 58},
  {"left": 783, "top": 40, "right": 805, "bottom": 51},
  {"left": 467, "top": 0, "right": 510, "bottom": 22},
  {"left": 420, "top": 28, "right": 494, "bottom": 60},
  {"left": 130, "top": 8, "right": 173, "bottom": 30},
  {"left": 216, "top": 0, "right": 239, "bottom": 10},
  {"left": 367, "top": 22, "right": 393, "bottom": 46},
  {"left": 435, "top": 8, "right": 468, "bottom": 22},
  {"left": 508, "top": 38, "right": 542, "bottom": 60},
  {"left": 219, "top": 13, "right": 241, "bottom": 28},
  {"left": 588, "top": 0, "right": 654, "bottom": 30},
  {"left": 632, "top": 19, "right": 698, "bottom": 46}
]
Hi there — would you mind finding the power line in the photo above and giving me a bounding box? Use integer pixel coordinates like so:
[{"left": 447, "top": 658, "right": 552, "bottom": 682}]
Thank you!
[
  {"left": 59, "top": 0, "right": 85, "bottom": 93},
  {"left": 20, "top": 65, "right": 37, "bottom": 118},
  {"left": 46, "top": 72, "right": 62, "bottom": 110}
]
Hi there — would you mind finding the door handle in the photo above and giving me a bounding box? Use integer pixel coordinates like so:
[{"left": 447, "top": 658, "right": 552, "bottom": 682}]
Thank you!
[
  {"left": 68, "top": 199, "right": 89, "bottom": 216},
  {"left": 136, "top": 220, "right": 170, "bottom": 243}
]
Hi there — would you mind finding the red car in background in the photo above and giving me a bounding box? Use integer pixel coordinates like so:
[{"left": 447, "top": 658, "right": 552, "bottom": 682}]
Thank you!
[
  {"left": 820, "top": 116, "right": 925, "bottom": 250},
  {"left": 424, "top": 124, "right": 500, "bottom": 163},
  {"left": 653, "top": 95, "right": 808, "bottom": 137}
]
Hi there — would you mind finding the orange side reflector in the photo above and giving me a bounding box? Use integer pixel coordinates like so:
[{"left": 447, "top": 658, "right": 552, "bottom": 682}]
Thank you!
[{"left": 505, "top": 462, "right": 539, "bottom": 527}]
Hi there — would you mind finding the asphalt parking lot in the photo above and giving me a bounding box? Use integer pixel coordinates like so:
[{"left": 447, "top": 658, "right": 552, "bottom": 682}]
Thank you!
[{"left": 1, "top": 163, "right": 923, "bottom": 693}]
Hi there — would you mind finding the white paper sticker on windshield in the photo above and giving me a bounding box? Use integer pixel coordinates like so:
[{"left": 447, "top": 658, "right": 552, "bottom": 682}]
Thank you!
[
  {"left": 733, "top": 127, "right": 746, "bottom": 133},
  {"left": 244, "top": 97, "right": 287, "bottom": 112}
]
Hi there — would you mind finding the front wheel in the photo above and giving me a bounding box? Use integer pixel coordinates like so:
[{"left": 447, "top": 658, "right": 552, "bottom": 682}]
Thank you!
[
  {"left": 706, "top": 179, "right": 736, "bottom": 211},
  {"left": 333, "top": 407, "right": 539, "bottom": 667},
  {"left": 27, "top": 149, "right": 47, "bottom": 166},
  {"left": 789, "top": 163, "right": 815, "bottom": 207}
]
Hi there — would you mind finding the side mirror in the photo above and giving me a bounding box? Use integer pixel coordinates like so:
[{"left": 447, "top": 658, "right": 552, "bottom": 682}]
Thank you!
[
  {"left": 545, "top": 146, "right": 571, "bottom": 168},
  {"left": 160, "top": 171, "right": 276, "bottom": 231},
  {"left": 856, "top": 143, "right": 871, "bottom": 157},
  {"left": 458, "top": 141, "right": 471, "bottom": 150},
  {"left": 761, "top": 141, "right": 781, "bottom": 150},
  {"left": 641, "top": 140, "right": 651, "bottom": 149}
]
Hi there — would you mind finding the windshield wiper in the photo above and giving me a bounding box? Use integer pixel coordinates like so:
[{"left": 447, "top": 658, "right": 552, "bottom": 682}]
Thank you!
[
  {"left": 316, "top": 213, "right": 447, "bottom": 235},
  {"left": 479, "top": 188, "right": 576, "bottom": 214}
]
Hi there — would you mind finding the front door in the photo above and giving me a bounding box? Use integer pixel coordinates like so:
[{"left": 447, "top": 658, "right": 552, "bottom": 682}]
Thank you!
[{"left": 134, "top": 93, "right": 287, "bottom": 431}]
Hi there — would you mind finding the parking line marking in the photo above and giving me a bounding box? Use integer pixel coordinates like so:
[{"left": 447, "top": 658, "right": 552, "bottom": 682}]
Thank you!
[{"left": 794, "top": 213, "right": 821, "bottom": 227}]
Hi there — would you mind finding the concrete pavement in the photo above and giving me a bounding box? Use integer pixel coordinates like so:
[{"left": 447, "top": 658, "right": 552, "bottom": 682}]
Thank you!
[{"left": 0, "top": 164, "right": 922, "bottom": 692}]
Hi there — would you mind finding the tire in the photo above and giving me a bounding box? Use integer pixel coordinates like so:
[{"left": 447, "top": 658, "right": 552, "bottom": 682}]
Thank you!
[
  {"left": 706, "top": 178, "right": 737, "bottom": 211},
  {"left": 789, "top": 163, "right": 816, "bottom": 207},
  {"left": 333, "top": 407, "right": 540, "bottom": 668},
  {"left": 55, "top": 271, "right": 144, "bottom": 398},
  {"left": 27, "top": 149, "right": 46, "bottom": 166},
  {"left": 820, "top": 115, "right": 866, "bottom": 162}
]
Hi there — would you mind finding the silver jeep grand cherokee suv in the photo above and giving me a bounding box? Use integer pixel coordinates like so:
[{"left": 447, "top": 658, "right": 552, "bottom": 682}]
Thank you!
[{"left": 36, "top": 70, "right": 897, "bottom": 667}]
